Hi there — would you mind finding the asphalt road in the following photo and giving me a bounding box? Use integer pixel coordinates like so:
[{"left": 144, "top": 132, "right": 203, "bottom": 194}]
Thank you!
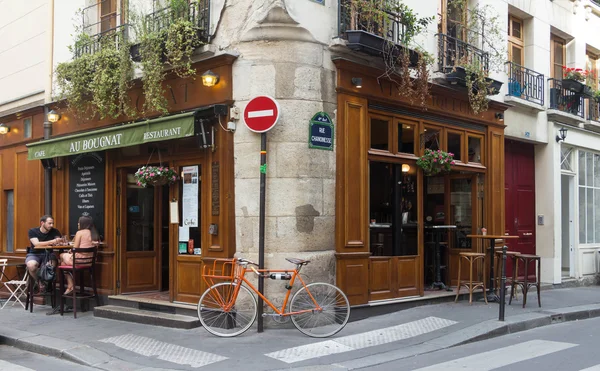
[
  {"left": 0, "top": 345, "right": 96, "bottom": 371},
  {"left": 369, "top": 316, "right": 600, "bottom": 371}
]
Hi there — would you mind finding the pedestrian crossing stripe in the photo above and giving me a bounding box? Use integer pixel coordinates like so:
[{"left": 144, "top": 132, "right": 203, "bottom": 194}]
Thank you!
[
  {"left": 411, "top": 340, "right": 577, "bottom": 371},
  {"left": 265, "top": 316, "right": 457, "bottom": 364},
  {"left": 0, "top": 360, "right": 35, "bottom": 371}
]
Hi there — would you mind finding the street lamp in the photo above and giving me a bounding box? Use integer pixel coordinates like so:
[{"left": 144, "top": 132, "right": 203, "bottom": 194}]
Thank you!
[
  {"left": 47, "top": 110, "right": 61, "bottom": 123},
  {"left": 0, "top": 123, "right": 10, "bottom": 135},
  {"left": 201, "top": 70, "right": 220, "bottom": 87}
]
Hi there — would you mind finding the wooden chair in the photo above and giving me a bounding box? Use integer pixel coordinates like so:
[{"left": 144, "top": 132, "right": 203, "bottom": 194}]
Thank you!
[
  {"left": 58, "top": 246, "right": 99, "bottom": 318},
  {"left": 455, "top": 252, "right": 487, "bottom": 305},
  {"left": 509, "top": 254, "right": 541, "bottom": 308},
  {"left": 494, "top": 250, "right": 520, "bottom": 299}
]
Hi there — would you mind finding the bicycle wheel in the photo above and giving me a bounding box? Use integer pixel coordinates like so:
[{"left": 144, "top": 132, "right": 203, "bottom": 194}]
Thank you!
[
  {"left": 290, "top": 282, "right": 350, "bottom": 337},
  {"left": 198, "top": 282, "right": 257, "bottom": 337}
]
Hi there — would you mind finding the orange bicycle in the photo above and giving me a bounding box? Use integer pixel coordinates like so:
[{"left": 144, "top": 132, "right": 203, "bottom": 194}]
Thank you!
[{"left": 198, "top": 257, "right": 350, "bottom": 338}]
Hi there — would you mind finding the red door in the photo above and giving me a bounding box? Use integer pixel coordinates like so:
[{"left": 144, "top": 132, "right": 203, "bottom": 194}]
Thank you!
[{"left": 505, "top": 141, "right": 536, "bottom": 274}]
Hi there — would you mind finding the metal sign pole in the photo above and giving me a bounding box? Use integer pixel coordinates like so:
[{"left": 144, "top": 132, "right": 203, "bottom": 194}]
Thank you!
[{"left": 257, "top": 133, "right": 267, "bottom": 332}]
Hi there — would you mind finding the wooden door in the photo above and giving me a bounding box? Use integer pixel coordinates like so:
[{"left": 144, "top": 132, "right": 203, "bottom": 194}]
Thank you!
[
  {"left": 505, "top": 141, "right": 536, "bottom": 273},
  {"left": 118, "top": 168, "right": 161, "bottom": 293}
]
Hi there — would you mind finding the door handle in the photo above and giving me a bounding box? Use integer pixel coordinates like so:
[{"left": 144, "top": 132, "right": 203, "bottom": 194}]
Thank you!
[{"left": 523, "top": 232, "right": 533, "bottom": 236}]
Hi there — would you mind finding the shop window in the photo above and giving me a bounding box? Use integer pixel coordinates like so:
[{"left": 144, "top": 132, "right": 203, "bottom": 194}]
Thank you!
[
  {"left": 468, "top": 136, "right": 482, "bottom": 163},
  {"left": 423, "top": 127, "right": 441, "bottom": 151},
  {"left": 5, "top": 190, "right": 13, "bottom": 252},
  {"left": 370, "top": 117, "right": 390, "bottom": 151},
  {"left": 369, "top": 161, "right": 417, "bottom": 257},
  {"left": 450, "top": 177, "right": 472, "bottom": 249},
  {"left": 23, "top": 117, "right": 32, "bottom": 139},
  {"left": 447, "top": 132, "right": 462, "bottom": 162},
  {"left": 397, "top": 122, "right": 415, "bottom": 155},
  {"left": 578, "top": 151, "right": 600, "bottom": 244}
]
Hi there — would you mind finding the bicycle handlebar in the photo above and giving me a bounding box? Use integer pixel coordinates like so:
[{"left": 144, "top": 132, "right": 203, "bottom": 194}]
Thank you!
[{"left": 237, "top": 258, "right": 259, "bottom": 266}]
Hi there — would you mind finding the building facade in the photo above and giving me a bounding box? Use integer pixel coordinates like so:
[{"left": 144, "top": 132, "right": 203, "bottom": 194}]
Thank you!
[{"left": 0, "top": 0, "right": 597, "bottom": 308}]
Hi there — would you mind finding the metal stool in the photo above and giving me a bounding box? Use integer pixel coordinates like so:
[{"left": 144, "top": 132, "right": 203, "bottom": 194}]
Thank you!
[{"left": 455, "top": 252, "right": 487, "bottom": 305}]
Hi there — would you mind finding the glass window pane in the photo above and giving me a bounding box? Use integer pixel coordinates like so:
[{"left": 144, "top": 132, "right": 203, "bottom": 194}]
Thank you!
[
  {"left": 596, "top": 189, "right": 600, "bottom": 243},
  {"left": 126, "top": 175, "right": 155, "bottom": 252},
  {"left": 424, "top": 128, "right": 440, "bottom": 151},
  {"left": 23, "top": 118, "right": 32, "bottom": 139},
  {"left": 450, "top": 178, "right": 472, "bottom": 249},
  {"left": 511, "top": 45, "right": 522, "bottom": 65},
  {"left": 579, "top": 151, "right": 586, "bottom": 185},
  {"left": 580, "top": 187, "right": 586, "bottom": 243},
  {"left": 595, "top": 154, "right": 600, "bottom": 187},
  {"left": 447, "top": 133, "right": 462, "bottom": 162},
  {"left": 554, "top": 42, "right": 564, "bottom": 65},
  {"left": 370, "top": 118, "right": 389, "bottom": 151},
  {"left": 468, "top": 137, "right": 482, "bottom": 163},
  {"left": 512, "top": 19, "right": 521, "bottom": 39},
  {"left": 6, "top": 190, "right": 14, "bottom": 253},
  {"left": 398, "top": 123, "right": 415, "bottom": 154},
  {"left": 588, "top": 188, "right": 594, "bottom": 244},
  {"left": 588, "top": 152, "right": 594, "bottom": 186}
]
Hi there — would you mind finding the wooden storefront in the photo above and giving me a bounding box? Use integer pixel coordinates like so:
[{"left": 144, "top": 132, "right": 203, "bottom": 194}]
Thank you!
[
  {"left": 334, "top": 59, "right": 508, "bottom": 305},
  {"left": 0, "top": 54, "right": 236, "bottom": 304}
]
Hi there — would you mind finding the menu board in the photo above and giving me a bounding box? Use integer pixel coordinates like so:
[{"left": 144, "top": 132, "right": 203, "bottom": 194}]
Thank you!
[{"left": 69, "top": 152, "right": 105, "bottom": 239}]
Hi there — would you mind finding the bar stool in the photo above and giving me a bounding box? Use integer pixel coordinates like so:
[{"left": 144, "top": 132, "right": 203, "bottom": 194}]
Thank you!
[
  {"left": 494, "top": 250, "right": 520, "bottom": 299},
  {"left": 455, "top": 252, "right": 487, "bottom": 305},
  {"left": 509, "top": 254, "right": 541, "bottom": 308},
  {"left": 58, "top": 246, "right": 99, "bottom": 318}
]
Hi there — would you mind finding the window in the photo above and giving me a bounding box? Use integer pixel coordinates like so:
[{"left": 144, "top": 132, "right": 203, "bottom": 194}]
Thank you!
[
  {"left": 100, "top": 0, "right": 118, "bottom": 32},
  {"left": 397, "top": 121, "right": 416, "bottom": 155},
  {"left": 551, "top": 36, "right": 566, "bottom": 79},
  {"left": 467, "top": 136, "right": 482, "bottom": 164},
  {"left": 447, "top": 131, "right": 462, "bottom": 162},
  {"left": 5, "top": 190, "right": 14, "bottom": 252},
  {"left": 578, "top": 151, "right": 600, "bottom": 244},
  {"left": 586, "top": 52, "right": 599, "bottom": 91},
  {"left": 370, "top": 116, "right": 391, "bottom": 151},
  {"left": 561, "top": 147, "right": 574, "bottom": 171},
  {"left": 508, "top": 16, "right": 524, "bottom": 66},
  {"left": 23, "top": 117, "right": 32, "bottom": 139},
  {"left": 423, "top": 126, "right": 441, "bottom": 151}
]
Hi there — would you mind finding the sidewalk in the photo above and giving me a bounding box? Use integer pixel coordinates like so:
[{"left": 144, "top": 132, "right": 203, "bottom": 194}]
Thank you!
[{"left": 1, "top": 286, "right": 599, "bottom": 370}]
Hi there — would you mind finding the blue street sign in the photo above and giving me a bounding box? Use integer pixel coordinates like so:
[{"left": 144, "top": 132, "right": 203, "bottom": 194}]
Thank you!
[{"left": 309, "top": 112, "right": 334, "bottom": 150}]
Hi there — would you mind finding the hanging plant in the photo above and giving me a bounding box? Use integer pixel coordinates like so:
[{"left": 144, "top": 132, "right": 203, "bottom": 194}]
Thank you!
[
  {"left": 416, "top": 149, "right": 456, "bottom": 176},
  {"left": 134, "top": 166, "right": 179, "bottom": 187},
  {"left": 165, "top": 17, "right": 201, "bottom": 79},
  {"left": 139, "top": 27, "right": 169, "bottom": 115}
]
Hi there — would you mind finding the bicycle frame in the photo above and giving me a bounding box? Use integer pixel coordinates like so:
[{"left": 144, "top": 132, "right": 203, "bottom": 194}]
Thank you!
[{"left": 224, "top": 265, "right": 321, "bottom": 317}]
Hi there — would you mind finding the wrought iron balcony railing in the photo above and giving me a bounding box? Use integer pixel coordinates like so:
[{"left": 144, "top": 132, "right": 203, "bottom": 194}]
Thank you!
[
  {"left": 505, "top": 62, "right": 544, "bottom": 106},
  {"left": 146, "top": 0, "right": 210, "bottom": 43},
  {"left": 589, "top": 99, "right": 600, "bottom": 122},
  {"left": 75, "top": 23, "right": 129, "bottom": 58},
  {"left": 548, "top": 78, "right": 584, "bottom": 118},
  {"left": 338, "top": 0, "right": 408, "bottom": 45},
  {"left": 437, "top": 33, "right": 489, "bottom": 73}
]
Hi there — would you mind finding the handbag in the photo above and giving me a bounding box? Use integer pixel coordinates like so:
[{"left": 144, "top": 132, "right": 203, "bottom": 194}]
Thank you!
[{"left": 38, "top": 250, "right": 56, "bottom": 282}]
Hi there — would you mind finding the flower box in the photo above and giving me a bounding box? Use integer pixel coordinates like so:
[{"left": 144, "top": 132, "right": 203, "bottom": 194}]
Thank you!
[
  {"left": 417, "top": 149, "right": 456, "bottom": 176},
  {"left": 561, "top": 79, "right": 585, "bottom": 94},
  {"left": 345, "top": 30, "right": 419, "bottom": 67},
  {"left": 445, "top": 66, "right": 503, "bottom": 95}
]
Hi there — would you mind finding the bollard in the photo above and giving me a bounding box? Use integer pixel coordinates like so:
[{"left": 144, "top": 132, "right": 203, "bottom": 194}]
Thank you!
[{"left": 499, "top": 245, "right": 508, "bottom": 321}]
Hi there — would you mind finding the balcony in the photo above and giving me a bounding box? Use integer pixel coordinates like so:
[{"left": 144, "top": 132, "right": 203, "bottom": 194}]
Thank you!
[
  {"left": 75, "top": 13, "right": 129, "bottom": 58},
  {"left": 505, "top": 62, "right": 544, "bottom": 107},
  {"left": 548, "top": 78, "right": 585, "bottom": 124},
  {"left": 437, "top": 33, "right": 489, "bottom": 74},
  {"left": 589, "top": 99, "right": 600, "bottom": 122},
  {"left": 338, "top": 0, "right": 419, "bottom": 65},
  {"left": 146, "top": 0, "right": 210, "bottom": 41}
]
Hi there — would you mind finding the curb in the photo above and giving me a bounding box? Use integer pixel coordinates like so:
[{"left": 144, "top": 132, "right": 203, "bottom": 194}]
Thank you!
[{"left": 331, "top": 303, "right": 600, "bottom": 370}]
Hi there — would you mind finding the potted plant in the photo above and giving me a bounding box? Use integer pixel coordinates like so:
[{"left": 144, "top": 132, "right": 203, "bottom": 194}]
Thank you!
[
  {"left": 561, "top": 67, "right": 592, "bottom": 96},
  {"left": 416, "top": 149, "right": 456, "bottom": 176},
  {"left": 134, "top": 166, "right": 179, "bottom": 187}
]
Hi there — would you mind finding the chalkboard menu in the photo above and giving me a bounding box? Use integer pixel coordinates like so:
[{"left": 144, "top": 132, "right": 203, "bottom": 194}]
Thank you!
[{"left": 69, "top": 152, "right": 105, "bottom": 239}]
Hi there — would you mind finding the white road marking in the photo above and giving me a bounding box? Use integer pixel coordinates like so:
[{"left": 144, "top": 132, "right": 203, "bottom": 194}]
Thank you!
[
  {"left": 248, "top": 109, "right": 274, "bottom": 118},
  {"left": 265, "top": 316, "right": 457, "bottom": 364},
  {"left": 99, "top": 334, "right": 227, "bottom": 368},
  {"left": 0, "top": 360, "right": 35, "bottom": 371},
  {"left": 580, "top": 365, "right": 600, "bottom": 371},
  {"left": 412, "top": 339, "right": 577, "bottom": 371}
]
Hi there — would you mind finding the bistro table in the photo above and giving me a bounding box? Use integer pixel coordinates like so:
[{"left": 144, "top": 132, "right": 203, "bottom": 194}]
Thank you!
[
  {"left": 467, "top": 234, "right": 519, "bottom": 302},
  {"left": 425, "top": 225, "right": 456, "bottom": 290}
]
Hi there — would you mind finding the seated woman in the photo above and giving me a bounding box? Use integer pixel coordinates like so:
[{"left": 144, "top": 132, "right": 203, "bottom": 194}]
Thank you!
[{"left": 59, "top": 215, "right": 98, "bottom": 295}]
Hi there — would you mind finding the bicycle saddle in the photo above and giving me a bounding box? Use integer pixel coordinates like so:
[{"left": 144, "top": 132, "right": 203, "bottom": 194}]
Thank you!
[{"left": 286, "top": 258, "right": 310, "bottom": 265}]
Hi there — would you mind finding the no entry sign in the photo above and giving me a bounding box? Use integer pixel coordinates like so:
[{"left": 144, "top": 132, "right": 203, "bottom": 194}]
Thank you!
[{"left": 243, "top": 96, "right": 280, "bottom": 133}]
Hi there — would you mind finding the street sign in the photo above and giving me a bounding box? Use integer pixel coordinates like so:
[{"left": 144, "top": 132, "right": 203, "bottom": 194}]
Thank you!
[
  {"left": 308, "top": 112, "right": 334, "bottom": 150},
  {"left": 243, "top": 96, "right": 280, "bottom": 133}
]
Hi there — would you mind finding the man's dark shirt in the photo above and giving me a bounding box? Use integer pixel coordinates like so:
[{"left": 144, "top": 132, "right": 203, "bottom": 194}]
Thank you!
[{"left": 27, "top": 227, "right": 61, "bottom": 255}]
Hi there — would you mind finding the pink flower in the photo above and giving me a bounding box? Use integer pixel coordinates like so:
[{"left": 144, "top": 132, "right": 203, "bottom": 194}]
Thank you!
[
  {"left": 449, "top": 153, "right": 454, "bottom": 156},
  {"left": 150, "top": 172, "right": 155, "bottom": 176},
  {"left": 451, "top": 161, "right": 456, "bottom": 165},
  {"left": 172, "top": 176, "right": 176, "bottom": 180},
  {"left": 433, "top": 159, "right": 437, "bottom": 162}
]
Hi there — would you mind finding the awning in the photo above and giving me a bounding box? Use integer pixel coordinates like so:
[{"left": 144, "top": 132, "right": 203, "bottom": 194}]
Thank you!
[{"left": 27, "top": 112, "right": 195, "bottom": 160}]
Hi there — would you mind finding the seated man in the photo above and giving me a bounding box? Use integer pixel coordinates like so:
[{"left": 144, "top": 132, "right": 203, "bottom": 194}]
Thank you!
[{"left": 27, "top": 215, "right": 62, "bottom": 292}]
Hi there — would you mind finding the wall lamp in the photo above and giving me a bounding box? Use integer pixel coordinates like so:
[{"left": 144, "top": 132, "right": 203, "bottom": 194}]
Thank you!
[
  {"left": 351, "top": 77, "right": 363, "bottom": 88},
  {"left": 401, "top": 164, "right": 410, "bottom": 173},
  {"left": 556, "top": 127, "right": 568, "bottom": 142},
  {"left": 201, "top": 70, "right": 220, "bottom": 87},
  {"left": 495, "top": 112, "right": 504, "bottom": 121},
  {"left": 0, "top": 123, "right": 10, "bottom": 135},
  {"left": 47, "top": 110, "right": 61, "bottom": 123}
]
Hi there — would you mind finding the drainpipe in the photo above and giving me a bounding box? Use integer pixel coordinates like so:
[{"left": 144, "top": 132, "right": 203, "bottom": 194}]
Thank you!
[{"left": 44, "top": 0, "right": 55, "bottom": 215}]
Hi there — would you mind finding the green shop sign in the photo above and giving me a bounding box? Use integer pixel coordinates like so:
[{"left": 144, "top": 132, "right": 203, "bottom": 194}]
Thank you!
[
  {"left": 308, "top": 112, "right": 334, "bottom": 151},
  {"left": 27, "top": 112, "right": 195, "bottom": 160}
]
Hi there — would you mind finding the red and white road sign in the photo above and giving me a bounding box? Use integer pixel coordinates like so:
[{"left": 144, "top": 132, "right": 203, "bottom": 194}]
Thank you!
[{"left": 243, "top": 96, "right": 280, "bottom": 133}]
